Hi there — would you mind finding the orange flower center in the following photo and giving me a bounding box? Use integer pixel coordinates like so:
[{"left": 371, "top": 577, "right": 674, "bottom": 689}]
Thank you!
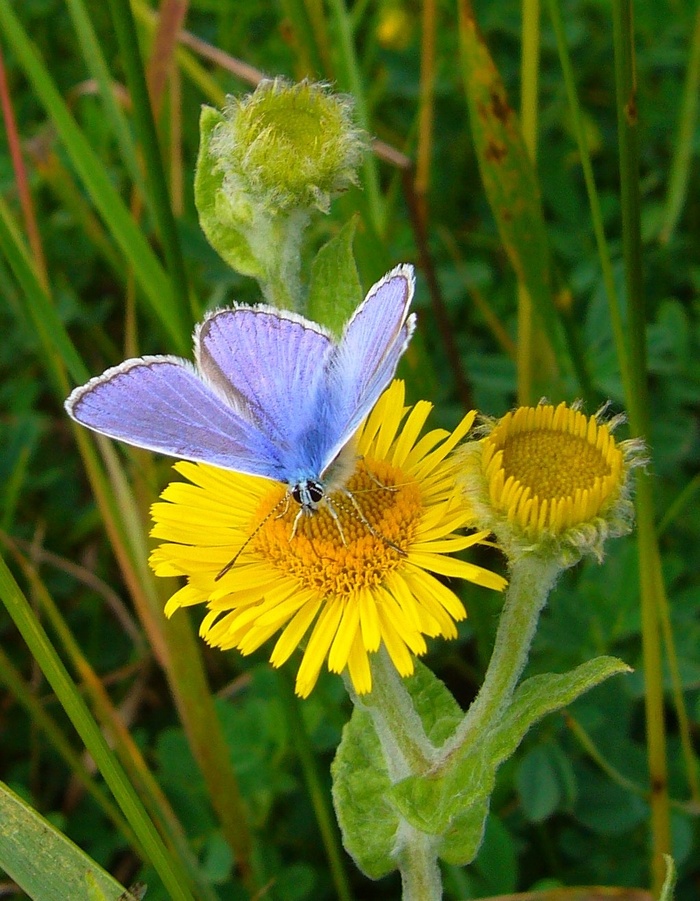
[{"left": 253, "top": 458, "right": 422, "bottom": 596}]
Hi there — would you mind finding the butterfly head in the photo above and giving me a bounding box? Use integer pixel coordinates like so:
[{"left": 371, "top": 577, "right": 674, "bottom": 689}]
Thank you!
[{"left": 291, "top": 478, "right": 325, "bottom": 512}]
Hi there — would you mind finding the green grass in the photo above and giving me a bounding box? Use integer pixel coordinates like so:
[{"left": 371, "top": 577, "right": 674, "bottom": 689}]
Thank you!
[{"left": 1, "top": 0, "right": 699, "bottom": 898}]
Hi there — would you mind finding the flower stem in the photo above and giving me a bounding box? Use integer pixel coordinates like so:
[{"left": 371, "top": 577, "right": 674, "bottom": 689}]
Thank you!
[
  {"left": 439, "top": 552, "right": 559, "bottom": 763},
  {"left": 350, "top": 647, "right": 436, "bottom": 779},
  {"left": 346, "top": 649, "right": 441, "bottom": 900},
  {"left": 395, "top": 822, "right": 442, "bottom": 901}
]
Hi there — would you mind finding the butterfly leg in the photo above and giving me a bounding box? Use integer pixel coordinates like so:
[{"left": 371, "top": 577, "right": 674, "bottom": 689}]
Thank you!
[
  {"left": 357, "top": 456, "right": 399, "bottom": 492},
  {"left": 340, "top": 489, "right": 406, "bottom": 556},
  {"left": 289, "top": 505, "right": 307, "bottom": 542},
  {"left": 323, "top": 497, "right": 348, "bottom": 546}
]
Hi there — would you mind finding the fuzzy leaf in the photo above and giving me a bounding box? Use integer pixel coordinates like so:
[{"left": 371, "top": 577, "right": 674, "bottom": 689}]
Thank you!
[
  {"left": 194, "top": 106, "right": 262, "bottom": 278},
  {"left": 391, "top": 656, "right": 629, "bottom": 864},
  {"left": 307, "top": 217, "right": 362, "bottom": 335},
  {"left": 331, "top": 705, "right": 397, "bottom": 879},
  {"left": 331, "top": 662, "right": 462, "bottom": 879}
]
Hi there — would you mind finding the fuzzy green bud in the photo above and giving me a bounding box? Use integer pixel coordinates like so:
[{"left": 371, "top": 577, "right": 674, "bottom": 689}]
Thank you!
[
  {"left": 213, "top": 78, "right": 366, "bottom": 213},
  {"left": 194, "top": 79, "right": 367, "bottom": 310}
]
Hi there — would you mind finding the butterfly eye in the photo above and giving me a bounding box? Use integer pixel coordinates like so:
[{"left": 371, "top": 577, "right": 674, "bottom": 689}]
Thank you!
[{"left": 308, "top": 481, "right": 325, "bottom": 504}]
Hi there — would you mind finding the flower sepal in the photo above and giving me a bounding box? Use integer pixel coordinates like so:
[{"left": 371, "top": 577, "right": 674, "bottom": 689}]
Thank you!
[{"left": 195, "top": 105, "right": 263, "bottom": 280}]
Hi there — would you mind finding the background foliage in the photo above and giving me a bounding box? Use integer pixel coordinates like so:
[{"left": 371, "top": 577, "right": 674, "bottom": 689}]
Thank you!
[{"left": 0, "top": 0, "right": 698, "bottom": 899}]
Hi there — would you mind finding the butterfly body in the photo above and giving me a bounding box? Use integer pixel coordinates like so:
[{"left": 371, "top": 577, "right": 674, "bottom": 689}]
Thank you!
[{"left": 65, "top": 265, "right": 416, "bottom": 511}]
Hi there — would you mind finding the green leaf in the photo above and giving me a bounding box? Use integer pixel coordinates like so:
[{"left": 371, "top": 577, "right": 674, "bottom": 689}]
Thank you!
[
  {"left": 194, "top": 106, "right": 262, "bottom": 278},
  {"left": 391, "top": 656, "right": 629, "bottom": 864},
  {"left": 496, "top": 657, "right": 632, "bottom": 756},
  {"left": 516, "top": 745, "right": 562, "bottom": 823},
  {"left": 436, "top": 793, "right": 491, "bottom": 867},
  {"left": 331, "top": 706, "right": 397, "bottom": 879},
  {"left": 0, "top": 780, "right": 130, "bottom": 901},
  {"left": 307, "top": 217, "right": 362, "bottom": 334},
  {"left": 331, "top": 662, "right": 462, "bottom": 879}
]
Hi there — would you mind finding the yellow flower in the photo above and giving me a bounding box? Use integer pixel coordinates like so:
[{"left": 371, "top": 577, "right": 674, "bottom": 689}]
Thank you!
[
  {"left": 150, "top": 381, "right": 506, "bottom": 698},
  {"left": 460, "top": 401, "right": 644, "bottom": 563}
]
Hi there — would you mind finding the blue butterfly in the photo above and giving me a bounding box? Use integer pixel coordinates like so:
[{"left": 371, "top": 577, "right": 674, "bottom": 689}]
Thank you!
[{"left": 66, "top": 265, "right": 416, "bottom": 521}]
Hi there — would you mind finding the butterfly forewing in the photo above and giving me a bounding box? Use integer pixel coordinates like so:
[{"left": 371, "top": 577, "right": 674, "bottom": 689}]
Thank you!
[
  {"left": 65, "top": 264, "right": 417, "bottom": 497},
  {"left": 65, "top": 357, "right": 287, "bottom": 480}
]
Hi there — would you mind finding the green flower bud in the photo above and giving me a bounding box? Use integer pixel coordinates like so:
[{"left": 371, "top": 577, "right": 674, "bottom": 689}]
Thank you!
[
  {"left": 194, "top": 79, "right": 367, "bottom": 310},
  {"left": 212, "top": 78, "right": 367, "bottom": 214}
]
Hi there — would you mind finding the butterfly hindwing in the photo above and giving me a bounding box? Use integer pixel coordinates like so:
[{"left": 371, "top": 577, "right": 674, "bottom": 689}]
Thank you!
[{"left": 65, "top": 356, "right": 287, "bottom": 480}]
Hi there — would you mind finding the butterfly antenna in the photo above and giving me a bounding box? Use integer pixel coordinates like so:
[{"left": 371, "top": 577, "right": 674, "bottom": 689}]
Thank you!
[{"left": 215, "top": 495, "right": 288, "bottom": 582}]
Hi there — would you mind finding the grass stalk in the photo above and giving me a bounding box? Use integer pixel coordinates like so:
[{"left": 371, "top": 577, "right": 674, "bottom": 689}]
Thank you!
[
  {"left": 0, "top": 555, "right": 196, "bottom": 901},
  {"left": 106, "top": 0, "right": 193, "bottom": 327},
  {"left": 0, "top": 193, "right": 259, "bottom": 894},
  {"left": 0, "top": 0, "right": 186, "bottom": 352},
  {"left": 517, "top": 0, "right": 540, "bottom": 406},
  {"left": 325, "top": 0, "right": 384, "bottom": 236},
  {"left": 0, "top": 45, "right": 49, "bottom": 290},
  {"left": 611, "top": 1, "right": 671, "bottom": 891},
  {"left": 547, "top": 0, "right": 631, "bottom": 402},
  {"left": 0, "top": 643, "right": 137, "bottom": 848},
  {"left": 659, "top": 4, "right": 700, "bottom": 244},
  {"left": 63, "top": 0, "right": 146, "bottom": 198},
  {"left": 415, "top": 0, "right": 437, "bottom": 228},
  {"left": 278, "top": 673, "right": 355, "bottom": 901},
  {"left": 19, "top": 557, "right": 223, "bottom": 901}
]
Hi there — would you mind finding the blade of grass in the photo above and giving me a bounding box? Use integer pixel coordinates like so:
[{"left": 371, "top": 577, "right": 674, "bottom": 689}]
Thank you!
[
  {"left": 438, "top": 225, "right": 517, "bottom": 359},
  {"left": 169, "top": 68, "right": 184, "bottom": 216},
  {"left": 325, "top": 0, "right": 384, "bottom": 236},
  {"left": 0, "top": 644, "right": 137, "bottom": 848},
  {"left": 0, "top": 191, "right": 258, "bottom": 893},
  {"left": 10, "top": 550, "right": 223, "bottom": 901},
  {"left": 277, "top": 672, "right": 354, "bottom": 901},
  {"left": 0, "top": 781, "right": 137, "bottom": 901},
  {"left": 28, "top": 140, "right": 125, "bottom": 280},
  {"left": 611, "top": 1, "right": 671, "bottom": 892},
  {"left": 63, "top": 0, "right": 146, "bottom": 199},
  {"left": 457, "top": 0, "right": 567, "bottom": 398},
  {"left": 550, "top": 0, "right": 698, "bottom": 817},
  {"left": 659, "top": 4, "right": 700, "bottom": 245},
  {"left": 105, "top": 0, "right": 192, "bottom": 326},
  {"left": 145, "top": 0, "right": 189, "bottom": 112},
  {"left": 0, "top": 43, "right": 48, "bottom": 289},
  {"left": 546, "top": 0, "right": 631, "bottom": 402},
  {"left": 0, "top": 0, "right": 187, "bottom": 353},
  {"left": 0, "top": 555, "right": 196, "bottom": 901},
  {"left": 0, "top": 197, "right": 89, "bottom": 385},
  {"left": 280, "top": 0, "right": 328, "bottom": 79}
]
